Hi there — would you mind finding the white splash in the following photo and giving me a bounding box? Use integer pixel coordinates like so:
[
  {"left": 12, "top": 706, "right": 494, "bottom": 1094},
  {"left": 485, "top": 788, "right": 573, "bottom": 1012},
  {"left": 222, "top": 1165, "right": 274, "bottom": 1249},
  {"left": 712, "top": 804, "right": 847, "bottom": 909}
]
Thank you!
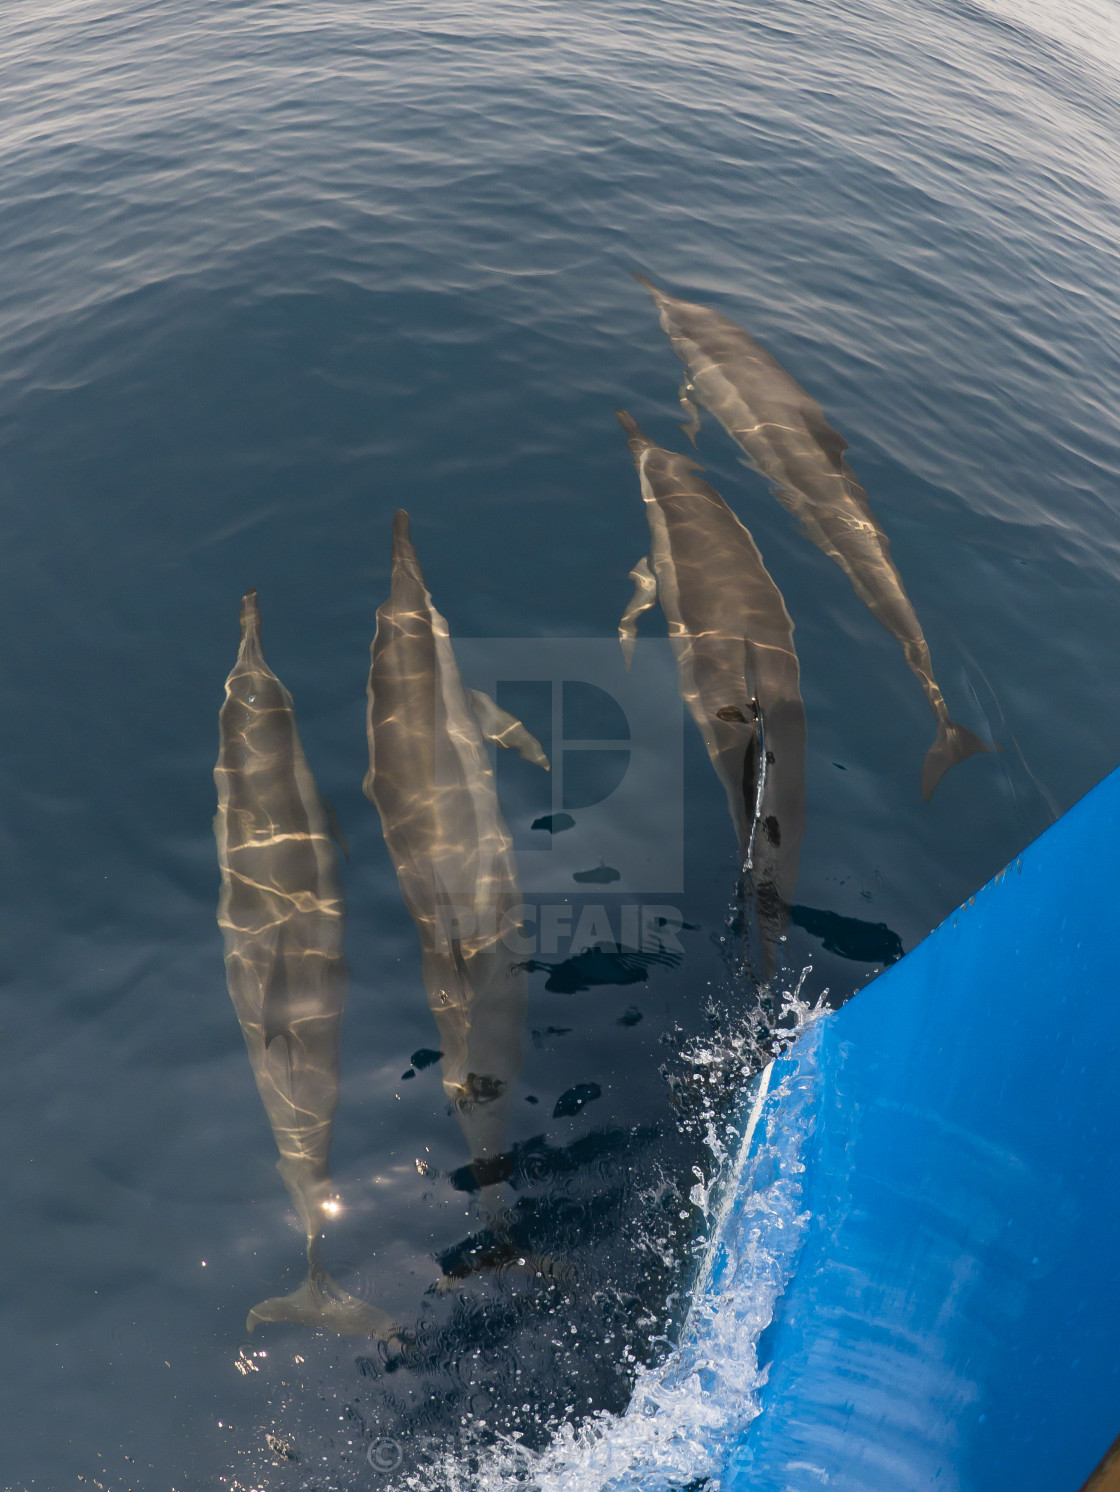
[{"left": 437, "top": 1017, "right": 824, "bottom": 1492}]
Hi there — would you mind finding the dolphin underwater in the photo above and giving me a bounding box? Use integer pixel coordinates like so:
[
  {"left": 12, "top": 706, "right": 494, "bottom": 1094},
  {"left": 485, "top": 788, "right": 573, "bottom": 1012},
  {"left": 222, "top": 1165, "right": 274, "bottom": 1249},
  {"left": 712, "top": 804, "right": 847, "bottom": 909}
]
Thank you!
[
  {"left": 363, "top": 511, "right": 551, "bottom": 1243},
  {"left": 634, "top": 274, "right": 989, "bottom": 800},
  {"left": 616, "top": 410, "right": 806, "bottom": 978},
  {"left": 214, "top": 589, "right": 397, "bottom": 1339}
]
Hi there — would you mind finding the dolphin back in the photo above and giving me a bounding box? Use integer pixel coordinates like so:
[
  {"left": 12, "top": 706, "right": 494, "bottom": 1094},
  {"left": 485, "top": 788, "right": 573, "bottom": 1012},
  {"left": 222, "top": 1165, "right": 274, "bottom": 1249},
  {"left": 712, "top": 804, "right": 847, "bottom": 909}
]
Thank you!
[
  {"left": 365, "top": 512, "right": 546, "bottom": 1230},
  {"left": 635, "top": 274, "right": 991, "bottom": 800},
  {"left": 214, "top": 589, "right": 386, "bottom": 1338},
  {"left": 616, "top": 414, "right": 806, "bottom": 977}
]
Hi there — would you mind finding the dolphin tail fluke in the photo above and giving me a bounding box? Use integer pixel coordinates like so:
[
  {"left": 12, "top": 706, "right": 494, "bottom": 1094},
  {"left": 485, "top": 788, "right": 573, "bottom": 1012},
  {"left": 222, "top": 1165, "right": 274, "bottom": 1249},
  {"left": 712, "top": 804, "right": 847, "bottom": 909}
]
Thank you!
[
  {"left": 247, "top": 1266, "right": 400, "bottom": 1341},
  {"left": 921, "top": 720, "right": 991, "bottom": 801}
]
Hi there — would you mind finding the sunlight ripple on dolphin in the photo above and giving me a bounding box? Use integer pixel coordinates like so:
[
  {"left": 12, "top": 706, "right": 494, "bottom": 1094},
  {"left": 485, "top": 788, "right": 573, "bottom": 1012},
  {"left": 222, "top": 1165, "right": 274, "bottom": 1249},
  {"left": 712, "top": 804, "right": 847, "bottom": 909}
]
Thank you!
[
  {"left": 616, "top": 410, "right": 806, "bottom": 979},
  {"left": 214, "top": 588, "right": 397, "bottom": 1339},
  {"left": 364, "top": 512, "right": 559, "bottom": 1285},
  {"left": 635, "top": 275, "right": 989, "bottom": 799}
]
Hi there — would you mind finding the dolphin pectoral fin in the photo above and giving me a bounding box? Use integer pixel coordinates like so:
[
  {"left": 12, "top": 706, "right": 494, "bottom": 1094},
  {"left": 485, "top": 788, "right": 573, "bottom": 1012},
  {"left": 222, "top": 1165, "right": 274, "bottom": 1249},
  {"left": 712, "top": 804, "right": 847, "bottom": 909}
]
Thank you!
[
  {"left": 921, "top": 719, "right": 992, "bottom": 801},
  {"left": 321, "top": 795, "right": 350, "bottom": 861},
  {"left": 619, "top": 557, "right": 657, "bottom": 670},
  {"left": 678, "top": 384, "right": 702, "bottom": 445},
  {"left": 247, "top": 1268, "right": 400, "bottom": 1340},
  {"left": 467, "top": 689, "right": 550, "bottom": 771}
]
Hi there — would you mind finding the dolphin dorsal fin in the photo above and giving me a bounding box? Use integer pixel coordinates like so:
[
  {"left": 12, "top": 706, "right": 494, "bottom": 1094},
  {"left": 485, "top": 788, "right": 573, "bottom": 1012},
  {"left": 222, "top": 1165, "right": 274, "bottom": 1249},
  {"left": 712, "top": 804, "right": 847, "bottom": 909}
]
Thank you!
[{"left": 468, "top": 689, "right": 550, "bottom": 770}]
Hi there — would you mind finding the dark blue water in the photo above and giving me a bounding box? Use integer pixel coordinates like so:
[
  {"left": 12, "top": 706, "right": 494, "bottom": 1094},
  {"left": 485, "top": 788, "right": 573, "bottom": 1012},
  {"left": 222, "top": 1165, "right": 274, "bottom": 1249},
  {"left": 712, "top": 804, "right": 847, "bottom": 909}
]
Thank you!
[{"left": 2, "top": 1, "right": 1119, "bottom": 1487}]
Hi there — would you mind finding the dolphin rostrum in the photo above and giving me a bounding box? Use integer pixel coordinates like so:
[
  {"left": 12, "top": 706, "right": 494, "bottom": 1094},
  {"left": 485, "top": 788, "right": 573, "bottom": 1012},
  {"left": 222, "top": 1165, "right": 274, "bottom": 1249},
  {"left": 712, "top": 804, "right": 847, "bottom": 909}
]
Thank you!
[
  {"left": 364, "top": 511, "right": 552, "bottom": 1252},
  {"left": 634, "top": 275, "right": 989, "bottom": 800},
  {"left": 616, "top": 410, "right": 806, "bottom": 978},
  {"left": 215, "top": 589, "right": 397, "bottom": 1339}
]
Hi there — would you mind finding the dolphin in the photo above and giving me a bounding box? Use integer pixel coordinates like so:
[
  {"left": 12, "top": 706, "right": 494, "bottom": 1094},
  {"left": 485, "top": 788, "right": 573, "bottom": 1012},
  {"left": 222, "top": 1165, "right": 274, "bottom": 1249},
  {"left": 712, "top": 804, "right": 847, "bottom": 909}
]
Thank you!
[
  {"left": 214, "top": 589, "right": 397, "bottom": 1339},
  {"left": 616, "top": 410, "right": 806, "bottom": 979},
  {"left": 634, "top": 274, "right": 989, "bottom": 800},
  {"left": 363, "top": 511, "right": 551, "bottom": 1251}
]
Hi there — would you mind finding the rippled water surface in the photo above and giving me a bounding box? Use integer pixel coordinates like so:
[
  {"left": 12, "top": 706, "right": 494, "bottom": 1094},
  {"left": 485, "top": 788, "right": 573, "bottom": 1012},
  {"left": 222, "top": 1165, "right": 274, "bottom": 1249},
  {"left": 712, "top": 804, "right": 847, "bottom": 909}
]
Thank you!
[{"left": 2, "top": 1, "right": 1119, "bottom": 1488}]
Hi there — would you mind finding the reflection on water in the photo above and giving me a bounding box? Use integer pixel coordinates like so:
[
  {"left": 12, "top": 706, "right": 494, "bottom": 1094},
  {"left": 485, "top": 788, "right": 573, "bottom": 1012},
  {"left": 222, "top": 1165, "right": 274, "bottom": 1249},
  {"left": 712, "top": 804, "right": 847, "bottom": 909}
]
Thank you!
[
  {"left": 206, "top": 523, "right": 778, "bottom": 1481},
  {"left": 202, "top": 409, "right": 854, "bottom": 1479},
  {"left": 450, "top": 1026, "right": 824, "bottom": 1492},
  {"left": 3, "top": 0, "right": 1119, "bottom": 1484}
]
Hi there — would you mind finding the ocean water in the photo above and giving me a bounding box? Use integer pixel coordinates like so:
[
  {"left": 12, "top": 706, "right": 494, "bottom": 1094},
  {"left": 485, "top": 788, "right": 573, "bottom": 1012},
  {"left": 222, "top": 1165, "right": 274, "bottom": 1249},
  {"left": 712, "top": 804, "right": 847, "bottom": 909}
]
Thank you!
[{"left": 2, "top": 1, "right": 1119, "bottom": 1488}]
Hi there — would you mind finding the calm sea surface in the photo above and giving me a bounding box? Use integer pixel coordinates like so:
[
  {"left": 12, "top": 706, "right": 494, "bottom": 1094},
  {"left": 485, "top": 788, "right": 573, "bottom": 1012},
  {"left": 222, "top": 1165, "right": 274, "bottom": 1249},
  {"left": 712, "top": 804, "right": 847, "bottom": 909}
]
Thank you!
[{"left": 2, "top": 2, "right": 1119, "bottom": 1488}]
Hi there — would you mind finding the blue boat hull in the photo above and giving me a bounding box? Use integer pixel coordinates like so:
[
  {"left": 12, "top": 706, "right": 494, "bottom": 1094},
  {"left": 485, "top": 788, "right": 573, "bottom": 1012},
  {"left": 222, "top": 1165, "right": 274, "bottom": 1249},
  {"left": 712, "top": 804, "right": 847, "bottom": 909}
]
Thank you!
[{"left": 716, "top": 767, "right": 1120, "bottom": 1490}]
